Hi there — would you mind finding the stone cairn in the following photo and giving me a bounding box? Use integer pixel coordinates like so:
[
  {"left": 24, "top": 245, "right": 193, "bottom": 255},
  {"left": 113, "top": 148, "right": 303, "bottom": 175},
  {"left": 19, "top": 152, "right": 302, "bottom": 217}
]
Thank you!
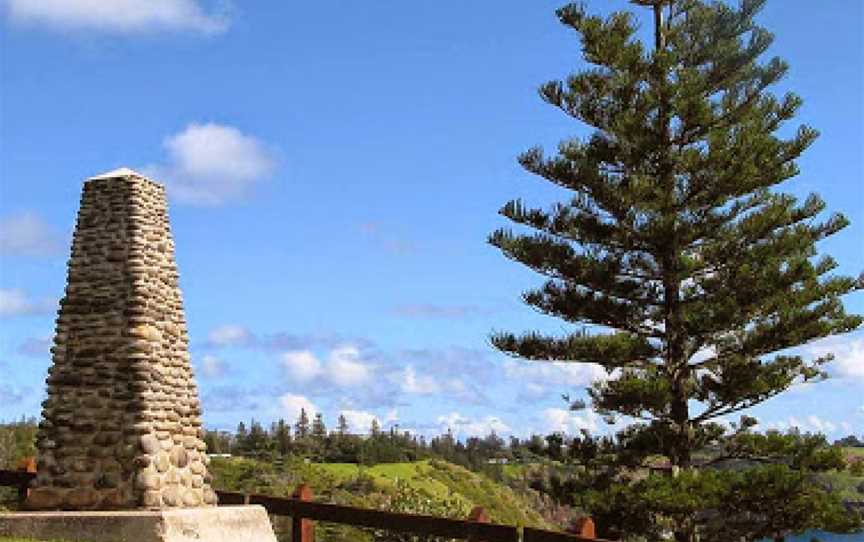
[{"left": 27, "top": 168, "right": 217, "bottom": 511}]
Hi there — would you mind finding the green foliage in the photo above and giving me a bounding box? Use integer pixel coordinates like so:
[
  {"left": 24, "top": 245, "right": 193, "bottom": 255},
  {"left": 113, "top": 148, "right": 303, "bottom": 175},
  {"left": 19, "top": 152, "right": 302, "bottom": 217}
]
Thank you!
[
  {"left": 0, "top": 419, "right": 38, "bottom": 469},
  {"left": 371, "top": 479, "right": 468, "bottom": 542},
  {"left": 295, "top": 408, "right": 311, "bottom": 439},
  {"left": 720, "top": 428, "right": 846, "bottom": 471},
  {"left": 360, "top": 436, "right": 410, "bottom": 465},
  {"left": 546, "top": 426, "right": 863, "bottom": 541},
  {"left": 489, "top": 0, "right": 863, "bottom": 540},
  {"left": 706, "top": 464, "right": 858, "bottom": 542}
]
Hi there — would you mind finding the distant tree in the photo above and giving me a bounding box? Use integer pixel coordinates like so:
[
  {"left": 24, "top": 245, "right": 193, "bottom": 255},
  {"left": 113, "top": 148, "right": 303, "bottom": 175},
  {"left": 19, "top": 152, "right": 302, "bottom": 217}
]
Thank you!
[
  {"left": 836, "top": 435, "right": 864, "bottom": 448},
  {"left": 479, "top": 431, "right": 506, "bottom": 462},
  {"left": 203, "top": 429, "right": 221, "bottom": 454},
  {"left": 430, "top": 429, "right": 457, "bottom": 462},
  {"left": 337, "top": 414, "right": 349, "bottom": 437},
  {"left": 246, "top": 419, "right": 271, "bottom": 456},
  {"left": 489, "top": 1, "right": 863, "bottom": 540},
  {"left": 234, "top": 421, "right": 249, "bottom": 454},
  {"left": 273, "top": 418, "right": 292, "bottom": 456},
  {"left": 526, "top": 435, "right": 546, "bottom": 458},
  {"left": 360, "top": 436, "right": 407, "bottom": 465},
  {"left": 545, "top": 433, "right": 566, "bottom": 462},
  {"left": 312, "top": 413, "right": 327, "bottom": 441},
  {"left": 294, "top": 409, "right": 310, "bottom": 439},
  {"left": 370, "top": 418, "right": 381, "bottom": 437}
]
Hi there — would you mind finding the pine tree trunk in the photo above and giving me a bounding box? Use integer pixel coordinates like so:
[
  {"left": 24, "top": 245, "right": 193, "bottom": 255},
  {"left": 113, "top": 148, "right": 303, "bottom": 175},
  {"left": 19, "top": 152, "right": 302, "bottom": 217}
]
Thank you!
[{"left": 653, "top": 6, "right": 696, "bottom": 542}]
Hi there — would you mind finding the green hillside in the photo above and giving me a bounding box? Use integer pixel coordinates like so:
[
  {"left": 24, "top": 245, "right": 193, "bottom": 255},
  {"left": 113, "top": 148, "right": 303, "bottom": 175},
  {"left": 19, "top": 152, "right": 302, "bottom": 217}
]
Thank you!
[
  {"left": 209, "top": 456, "right": 554, "bottom": 541},
  {"left": 320, "top": 460, "right": 550, "bottom": 527}
]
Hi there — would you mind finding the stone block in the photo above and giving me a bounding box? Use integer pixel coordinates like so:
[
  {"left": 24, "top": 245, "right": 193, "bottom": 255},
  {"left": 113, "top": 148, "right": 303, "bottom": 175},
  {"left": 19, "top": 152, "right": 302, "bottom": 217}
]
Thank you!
[{"left": 0, "top": 505, "right": 277, "bottom": 542}]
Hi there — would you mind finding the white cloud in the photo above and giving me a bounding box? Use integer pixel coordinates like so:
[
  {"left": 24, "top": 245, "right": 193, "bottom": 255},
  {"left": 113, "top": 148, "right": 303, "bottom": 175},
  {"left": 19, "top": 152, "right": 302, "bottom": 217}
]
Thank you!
[
  {"left": 0, "top": 288, "right": 54, "bottom": 318},
  {"left": 279, "top": 393, "right": 318, "bottom": 422},
  {"left": 280, "top": 345, "right": 373, "bottom": 388},
  {"left": 0, "top": 213, "right": 63, "bottom": 257},
  {"left": 384, "top": 409, "right": 399, "bottom": 424},
  {"left": 339, "top": 410, "right": 380, "bottom": 434},
  {"left": 327, "top": 346, "right": 372, "bottom": 387},
  {"left": 805, "top": 415, "right": 837, "bottom": 433},
  {"left": 391, "top": 365, "right": 483, "bottom": 403},
  {"left": 437, "top": 412, "right": 511, "bottom": 438},
  {"left": 760, "top": 414, "right": 840, "bottom": 434},
  {"left": 805, "top": 336, "right": 864, "bottom": 380},
  {"left": 3, "top": 0, "right": 229, "bottom": 34},
  {"left": 207, "top": 324, "right": 253, "bottom": 347},
  {"left": 199, "top": 354, "right": 226, "bottom": 378},
  {"left": 442, "top": 378, "right": 488, "bottom": 404},
  {"left": 146, "top": 123, "right": 277, "bottom": 206},
  {"left": 401, "top": 366, "right": 439, "bottom": 395},
  {"left": 504, "top": 359, "right": 608, "bottom": 389},
  {"left": 542, "top": 408, "right": 601, "bottom": 435},
  {"left": 281, "top": 351, "right": 321, "bottom": 382},
  {"left": 521, "top": 382, "right": 546, "bottom": 399}
]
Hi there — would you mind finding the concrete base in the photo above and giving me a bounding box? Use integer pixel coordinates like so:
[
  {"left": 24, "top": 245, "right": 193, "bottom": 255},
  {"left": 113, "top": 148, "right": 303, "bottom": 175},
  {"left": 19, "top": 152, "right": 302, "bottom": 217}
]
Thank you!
[{"left": 0, "top": 505, "right": 278, "bottom": 542}]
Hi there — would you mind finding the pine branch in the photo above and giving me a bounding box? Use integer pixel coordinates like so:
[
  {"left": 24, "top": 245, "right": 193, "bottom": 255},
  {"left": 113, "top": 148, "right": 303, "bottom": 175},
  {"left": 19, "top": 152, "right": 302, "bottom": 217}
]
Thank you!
[{"left": 491, "top": 330, "right": 658, "bottom": 370}]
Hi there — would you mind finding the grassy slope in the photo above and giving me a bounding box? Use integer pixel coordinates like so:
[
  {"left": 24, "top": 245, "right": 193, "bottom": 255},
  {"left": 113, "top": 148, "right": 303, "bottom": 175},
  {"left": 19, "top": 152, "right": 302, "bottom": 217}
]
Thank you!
[
  {"left": 323, "top": 460, "right": 551, "bottom": 527},
  {"left": 209, "top": 457, "right": 555, "bottom": 542},
  {"left": 823, "top": 448, "right": 864, "bottom": 504},
  {"left": 210, "top": 457, "right": 551, "bottom": 529},
  {"left": 844, "top": 447, "right": 864, "bottom": 460},
  {"left": 317, "top": 462, "right": 455, "bottom": 498}
]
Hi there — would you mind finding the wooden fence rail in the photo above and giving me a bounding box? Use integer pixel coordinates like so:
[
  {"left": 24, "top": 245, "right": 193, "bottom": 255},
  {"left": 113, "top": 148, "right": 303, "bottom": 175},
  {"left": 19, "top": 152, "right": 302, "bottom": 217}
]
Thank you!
[
  {"left": 0, "top": 470, "right": 33, "bottom": 503},
  {"left": 0, "top": 468, "right": 609, "bottom": 542}
]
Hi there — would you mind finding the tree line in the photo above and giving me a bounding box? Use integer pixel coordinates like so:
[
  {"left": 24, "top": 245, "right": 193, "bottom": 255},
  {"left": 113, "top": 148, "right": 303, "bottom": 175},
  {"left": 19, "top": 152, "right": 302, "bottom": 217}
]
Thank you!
[{"left": 203, "top": 408, "right": 557, "bottom": 476}]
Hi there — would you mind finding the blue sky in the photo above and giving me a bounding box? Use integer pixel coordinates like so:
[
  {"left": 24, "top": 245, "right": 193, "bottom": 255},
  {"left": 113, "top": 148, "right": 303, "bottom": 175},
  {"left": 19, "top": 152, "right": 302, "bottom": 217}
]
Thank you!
[{"left": 0, "top": 0, "right": 861, "bottom": 440}]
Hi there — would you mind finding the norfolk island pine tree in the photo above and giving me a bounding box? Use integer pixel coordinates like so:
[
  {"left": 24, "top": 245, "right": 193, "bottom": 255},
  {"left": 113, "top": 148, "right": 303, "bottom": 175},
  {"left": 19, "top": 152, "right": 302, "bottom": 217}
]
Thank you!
[{"left": 488, "top": 1, "right": 863, "bottom": 541}]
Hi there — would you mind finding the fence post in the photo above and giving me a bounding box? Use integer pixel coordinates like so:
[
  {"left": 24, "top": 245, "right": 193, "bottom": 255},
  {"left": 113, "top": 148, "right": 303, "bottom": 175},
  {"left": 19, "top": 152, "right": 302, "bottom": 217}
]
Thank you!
[
  {"left": 292, "top": 484, "right": 314, "bottom": 542},
  {"left": 16, "top": 457, "right": 36, "bottom": 504},
  {"left": 467, "top": 506, "right": 490, "bottom": 542},
  {"left": 569, "top": 516, "right": 596, "bottom": 539}
]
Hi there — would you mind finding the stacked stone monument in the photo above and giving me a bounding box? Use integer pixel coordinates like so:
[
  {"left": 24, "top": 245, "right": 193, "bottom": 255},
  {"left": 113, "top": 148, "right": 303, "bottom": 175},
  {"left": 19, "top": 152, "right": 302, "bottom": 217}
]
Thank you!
[
  {"left": 26, "top": 168, "right": 217, "bottom": 511},
  {"left": 0, "top": 168, "right": 277, "bottom": 541}
]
